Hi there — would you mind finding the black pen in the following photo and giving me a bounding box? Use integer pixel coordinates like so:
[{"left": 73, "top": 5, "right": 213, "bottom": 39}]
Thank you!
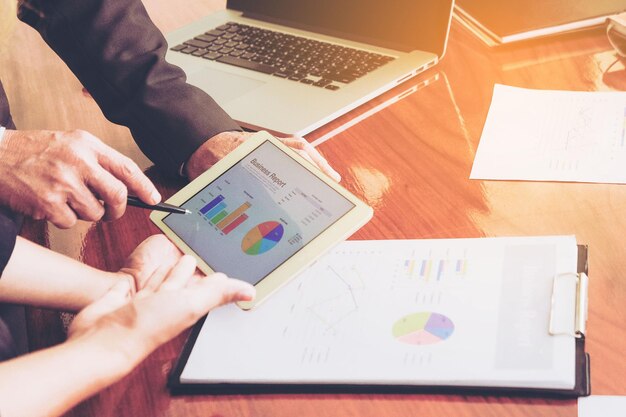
[{"left": 127, "top": 195, "right": 191, "bottom": 215}]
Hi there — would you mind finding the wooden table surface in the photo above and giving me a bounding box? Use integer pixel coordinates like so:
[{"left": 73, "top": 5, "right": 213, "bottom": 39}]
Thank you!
[{"left": 2, "top": 1, "right": 626, "bottom": 416}]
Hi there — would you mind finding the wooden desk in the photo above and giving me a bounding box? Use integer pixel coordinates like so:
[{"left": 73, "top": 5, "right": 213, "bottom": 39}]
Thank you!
[{"left": 3, "top": 1, "right": 626, "bottom": 416}]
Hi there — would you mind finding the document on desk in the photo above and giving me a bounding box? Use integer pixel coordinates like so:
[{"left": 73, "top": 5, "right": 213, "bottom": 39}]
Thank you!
[
  {"left": 177, "top": 236, "right": 587, "bottom": 394},
  {"left": 578, "top": 396, "right": 626, "bottom": 417},
  {"left": 470, "top": 84, "right": 626, "bottom": 184}
]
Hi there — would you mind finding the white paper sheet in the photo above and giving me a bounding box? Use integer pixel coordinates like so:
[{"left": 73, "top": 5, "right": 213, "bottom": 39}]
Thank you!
[
  {"left": 181, "top": 236, "right": 578, "bottom": 389},
  {"left": 579, "top": 396, "right": 626, "bottom": 417},
  {"left": 470, "top": 84, "right": 626, "bottom": 184}
]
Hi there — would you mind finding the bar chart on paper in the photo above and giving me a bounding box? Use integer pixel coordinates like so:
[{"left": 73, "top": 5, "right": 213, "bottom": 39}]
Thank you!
[
  {"left": 199, "top": 195, "right": 251, "bottom": 235},
  {"left": 400, "top": 248, "right": 469, "bottom": 282}
]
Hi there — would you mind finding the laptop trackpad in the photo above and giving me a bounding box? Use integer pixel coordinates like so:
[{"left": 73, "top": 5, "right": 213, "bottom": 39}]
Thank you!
[{"left": 187, "top": 68, "right": 265, "bottom": 104}]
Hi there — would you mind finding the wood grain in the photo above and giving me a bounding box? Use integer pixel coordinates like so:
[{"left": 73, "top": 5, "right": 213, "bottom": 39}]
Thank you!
[{"left": 2, "top": 1, "right": 625, "bottom": 416}]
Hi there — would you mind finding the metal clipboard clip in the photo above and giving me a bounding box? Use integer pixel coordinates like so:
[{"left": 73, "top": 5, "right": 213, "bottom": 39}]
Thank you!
[{"left": 549, "top": 272, "right": 589, "bottom": 338}]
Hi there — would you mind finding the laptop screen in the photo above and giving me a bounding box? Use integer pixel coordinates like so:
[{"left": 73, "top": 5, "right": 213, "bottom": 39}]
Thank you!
[{"left": 227, "top": 0, "right": 453, "bottom": 54}]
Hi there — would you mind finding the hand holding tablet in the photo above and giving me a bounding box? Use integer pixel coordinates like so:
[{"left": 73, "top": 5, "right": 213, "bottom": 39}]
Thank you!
[{"left": 151, "top": 131, "right": 372, "bottom": 309}]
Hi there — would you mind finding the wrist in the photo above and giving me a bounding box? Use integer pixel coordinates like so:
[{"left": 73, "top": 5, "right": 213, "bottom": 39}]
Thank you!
[
  {"left": 77, "top": 270, "right": 135, "bottom": 309},
  {"left": 185, "top": 130, "right": 249, "bottom": 179},
  {"left": 67, "top": 327, "right": 145, "bottom": 386},
  {"left": 0, "top": 128, "right": 16, "bottom": 159},
  {"left": 185, "top": 137, "right": 221, "bottom": 179}
]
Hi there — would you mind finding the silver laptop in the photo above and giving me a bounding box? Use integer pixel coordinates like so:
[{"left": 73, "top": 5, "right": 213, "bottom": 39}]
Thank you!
[{"left": 165, "top": 0, "right": 455, "bottom": 136}]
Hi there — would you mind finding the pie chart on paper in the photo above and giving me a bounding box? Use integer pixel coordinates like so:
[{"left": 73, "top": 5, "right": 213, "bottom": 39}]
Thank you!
[
  {"left": 241, "top": 221, "right": 284, "bottom": 255},
  {"left": 392, "top": 312, "right": 454, "bottom": 345}
]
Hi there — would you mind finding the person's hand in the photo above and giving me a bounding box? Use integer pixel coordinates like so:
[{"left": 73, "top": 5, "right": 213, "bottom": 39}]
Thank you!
[
  {"left": 185, "top": 131, "right": 341, "bottom": 182},
  {"left": 67, "top": 253, "right": 255, "bottom": 368},
  {"left": 0, "top": 129, "right": 161, "bottom": 228},
  {"left": 116, "top": 234, "right": 201, "bottom": 294}
]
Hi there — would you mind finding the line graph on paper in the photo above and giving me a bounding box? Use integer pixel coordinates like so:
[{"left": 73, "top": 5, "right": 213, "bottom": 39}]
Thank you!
[
  {"left": 279, "top": 262, "right": 371, "bottom": 365},
  {"left": 304, "top": 265, "right": 365, "bottom": 335},
  {"left": 541, "top": 99, "right": 626, "bottom": 172},
  {"left": 470, "top": 85, "right": 626, "bottom": 183},
  {"left": 281, "top": 245, "right": 470, "bottom": 346}
]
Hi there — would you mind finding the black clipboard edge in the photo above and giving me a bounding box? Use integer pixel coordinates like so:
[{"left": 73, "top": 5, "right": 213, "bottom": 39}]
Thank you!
[
  {"left": 167, "top": 245, "right": 591, "bottom": 398},
  {"left": 168, "top": 314, "right": 208, "bottom": 389}
]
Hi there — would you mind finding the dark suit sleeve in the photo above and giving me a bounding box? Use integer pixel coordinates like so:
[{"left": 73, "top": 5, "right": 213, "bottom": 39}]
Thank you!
[
  {"left": 19, "top": 0, "right": 241, "bottom": 176},
  {"left": 0, "top": 211, "right": 17, "bottom": 279}
]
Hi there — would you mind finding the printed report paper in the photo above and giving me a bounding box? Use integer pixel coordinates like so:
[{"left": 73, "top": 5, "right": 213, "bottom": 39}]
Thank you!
[
  {"left": 470, "top": 84, "right": 626, "bottom": 184},
  {"left": 578, "top": 396, "right": 626, "bottom": 417},
  {"left": 181, "top": 236, "right": 578, "bottom": 389}
]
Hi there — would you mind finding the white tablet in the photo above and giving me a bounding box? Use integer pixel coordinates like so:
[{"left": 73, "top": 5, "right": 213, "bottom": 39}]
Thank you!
[{"left": 150, "top": 131, "right": 373, "bottom": 309}]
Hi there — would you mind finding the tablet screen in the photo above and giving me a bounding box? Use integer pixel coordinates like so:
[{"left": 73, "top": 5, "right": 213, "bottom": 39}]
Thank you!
[{"left": 163, "top": 140, "right": 355, "bottom": 284}]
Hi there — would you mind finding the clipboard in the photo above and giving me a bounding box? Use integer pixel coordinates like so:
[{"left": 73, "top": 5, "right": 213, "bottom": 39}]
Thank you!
[{"left": 168, "top": 243, "right": 590, "bottom": 397}]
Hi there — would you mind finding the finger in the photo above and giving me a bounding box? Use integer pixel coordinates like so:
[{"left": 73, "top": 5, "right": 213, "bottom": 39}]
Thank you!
[
  {"left": 292, "top": 147, "right": 338, "bottom": 181},
  {"left": 185, "top": 269, "right": 207, "bottom": 287},
  {"left": 135, "top": 240, "right": 187, "bottom": 295},
  {"left": 189, "top": 274, "right": 256, "bottom": 313},
  {"left": 278, "top": 139, "right": 319, "bottom": 167},
  {"left": 97, "top": 147, "right": 161, "bottom": 205},
  {"left": 300, "top": 143, "right": 341, "bottom": 182},
  {"left": 67, "top": 184, "right": 106, "bottom": 222},
  {"left": 86, "top": 167, "right": 128, "bottom": 221},
  {"left": 122, "top": 235, "right": 182, "bottom": 291},
  {"left": 136, "top": 262, "right": 175, "bottom": 298},
  {"left": 282, "top": 138, "right": 341, "bottom": 182},
  {"left": 192, "top": 269, "right": 206, "bottom": 280},
  {"left": 47, "top": 203, "right": 79, "bottom": 229},
  {"left": 311, "top": 152, "right": 341, "bottom": 182},
  {"left": 85, "top": 279, "right": 132, "bottom": 316},
  {"left": 160, "top": 255, "right": 197, "bottom": 291}
]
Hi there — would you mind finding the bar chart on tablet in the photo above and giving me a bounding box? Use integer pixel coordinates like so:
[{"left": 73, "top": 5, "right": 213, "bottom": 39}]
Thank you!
[{"left": 199, "top": 194, "right": 251, "bottom": 235}]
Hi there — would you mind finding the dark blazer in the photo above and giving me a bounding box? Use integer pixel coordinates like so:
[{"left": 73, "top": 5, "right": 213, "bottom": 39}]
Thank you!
[
  {"left": 1, "top": 0, "right": 231, "bottom": 359},
  {"left": 0, "top": 81, "right": 14, "bottom": 130},
  {"left": 17, "top": 0, "right": 241, "bottom": 176}
]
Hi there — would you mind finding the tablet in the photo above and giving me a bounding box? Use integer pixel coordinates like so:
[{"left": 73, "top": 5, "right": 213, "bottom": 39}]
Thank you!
[{"left": 150, "top": 131, "right": 373, "bottom": 309}]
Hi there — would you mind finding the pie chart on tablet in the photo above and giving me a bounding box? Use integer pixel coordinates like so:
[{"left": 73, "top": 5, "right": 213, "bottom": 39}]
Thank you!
[
  {"left": 241, "top": 221, "right": 284, "bottom": 255},
  {"left": 392, "top": 312, "right": 454, "bottom": 345}
]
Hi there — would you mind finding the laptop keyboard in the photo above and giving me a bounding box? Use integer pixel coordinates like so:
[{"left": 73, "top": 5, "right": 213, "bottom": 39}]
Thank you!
[{"left": 170, "top": 22, "right": 395, "bottom": 91}]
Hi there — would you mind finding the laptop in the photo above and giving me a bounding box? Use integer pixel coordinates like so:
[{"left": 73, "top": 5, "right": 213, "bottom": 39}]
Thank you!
[{"left": 165, "top": 0, "right": 454, "bottom": 136}]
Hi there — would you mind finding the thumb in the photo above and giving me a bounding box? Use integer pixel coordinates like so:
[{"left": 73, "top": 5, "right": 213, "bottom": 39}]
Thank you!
[{"left": 188, "top": 274, "right": 256, "bottom": 316}]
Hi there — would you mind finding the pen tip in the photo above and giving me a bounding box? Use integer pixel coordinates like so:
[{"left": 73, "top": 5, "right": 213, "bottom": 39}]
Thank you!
[{"left": 185, "top": 209, "right": 192, "bottom": 215}]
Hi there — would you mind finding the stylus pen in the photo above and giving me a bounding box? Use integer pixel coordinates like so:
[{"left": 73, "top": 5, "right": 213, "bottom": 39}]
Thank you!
[{"left": 127, "top": 195, "right": 191, "bottom": 215}]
